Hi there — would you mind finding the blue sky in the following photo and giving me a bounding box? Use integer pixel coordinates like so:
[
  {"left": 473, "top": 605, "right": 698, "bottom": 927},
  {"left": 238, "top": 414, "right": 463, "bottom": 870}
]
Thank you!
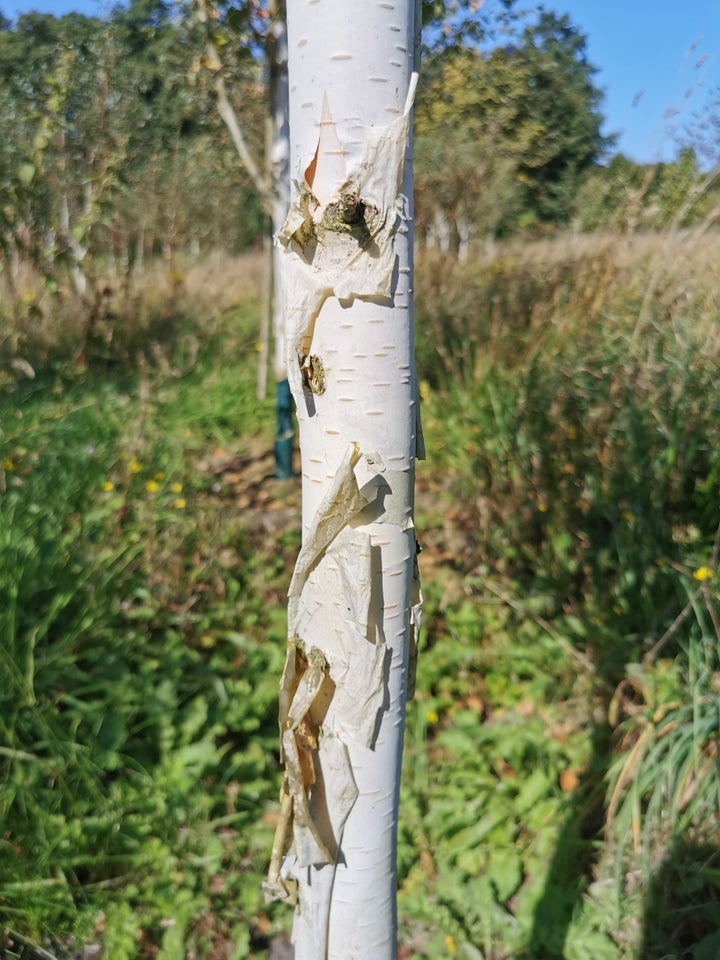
[
  {"left": 3, "top": 0, "right": 720, "bottom": 165},
  {"left": 561, "top": 1, "right": 720, "bottom": 163}
]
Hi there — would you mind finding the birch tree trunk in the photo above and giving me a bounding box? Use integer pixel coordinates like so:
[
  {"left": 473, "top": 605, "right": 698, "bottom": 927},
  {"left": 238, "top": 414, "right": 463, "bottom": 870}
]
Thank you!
[
  {"left": 199, "top": 0, "right": 293, "bottom": 476},
  {"left": 268, "top": 0, "right": 294, "bottom": 478},
  {"left": 264, "top": 2, "right": 422, "bottom": 958}
]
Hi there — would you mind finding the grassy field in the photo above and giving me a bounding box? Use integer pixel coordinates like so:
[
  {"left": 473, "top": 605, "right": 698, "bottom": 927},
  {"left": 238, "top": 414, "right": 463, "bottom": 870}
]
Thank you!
[{"left": 1, "top": 236, "right": 719, "bottom": 959}]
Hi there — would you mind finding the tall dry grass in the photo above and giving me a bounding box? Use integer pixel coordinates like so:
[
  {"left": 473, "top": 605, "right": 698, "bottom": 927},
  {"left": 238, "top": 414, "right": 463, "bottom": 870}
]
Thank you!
[
  {"left": 0, "top": 251, "right": 265, "bottom": 382},
  {"left": 415, "top": 229, "right": 720, "bottom": 384},
  {"left": 415, "top": 226, "right": 720, "bottom": 678},
  {"left": 4, "top": 230, "right": 718, "bottom": 383}
]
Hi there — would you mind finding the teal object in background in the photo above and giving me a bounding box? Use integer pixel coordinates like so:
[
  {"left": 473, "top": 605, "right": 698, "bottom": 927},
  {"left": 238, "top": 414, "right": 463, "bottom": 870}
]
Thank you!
[{"left": 274, "top": 378, "right": 294, "bottom": 478}]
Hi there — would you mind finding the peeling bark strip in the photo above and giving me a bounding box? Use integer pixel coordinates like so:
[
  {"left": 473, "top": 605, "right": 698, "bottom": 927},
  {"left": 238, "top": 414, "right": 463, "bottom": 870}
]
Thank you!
[
  {"left": 277, "top": 80, "right": 417, "bottom": 372},
  {"left": 264, "top": 3, "right": 422, "bottom": 958}
]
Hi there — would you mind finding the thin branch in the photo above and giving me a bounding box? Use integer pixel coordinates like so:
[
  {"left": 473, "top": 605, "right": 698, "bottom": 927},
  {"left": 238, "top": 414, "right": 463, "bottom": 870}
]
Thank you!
[
  {"left": 643, "top": 518, "right": 720, "bottom": 664},
  {"left": 642, "top": 591, "right": 699, "bottom": 666},
  {"left": 196, "top": 0, "right": 274, "bottom": 212},
  {"left": 3, "top": 929, "right": 59, "bottom": 960},
  {"left": 213, "top": 64, "right": 273, "bottom": 212},
  {"left": 480, "top": 578, "right": 604, "bottom": 683}
]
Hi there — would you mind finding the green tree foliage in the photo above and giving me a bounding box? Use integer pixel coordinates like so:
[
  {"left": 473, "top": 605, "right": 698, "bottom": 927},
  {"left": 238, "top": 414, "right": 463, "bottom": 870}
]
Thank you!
[
  {"left": 0, "top": 0, "right": 264, "bottom": 302},
  {"left": 571, "top": 154, "right": 656, "bottom": 233},
  {"left": 415, "top": 44, "right": 529, "bottom": 247},
  {"left": 415, "top": 10, "right": 610, "bottom": 247},
  {"left": 573, "top": 147, "right": 720, "bottom": 233},
  {"left": 514, "top": 12, "right": 611, "bottom": 222},
  {"left": 0, "top": 0, "right": 714, "bottom": 291},
  {"left": 420, "top": 0, "right": 518, "bottom": 53}
]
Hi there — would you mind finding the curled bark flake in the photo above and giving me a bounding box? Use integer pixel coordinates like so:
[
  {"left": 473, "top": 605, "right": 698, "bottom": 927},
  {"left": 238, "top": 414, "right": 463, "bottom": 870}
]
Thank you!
[
  {"left": 277, "top": 78, "right": 418, "bottom": 374},
  {"left": 299, "top": 353, "right": 326, "bottom": 394}
]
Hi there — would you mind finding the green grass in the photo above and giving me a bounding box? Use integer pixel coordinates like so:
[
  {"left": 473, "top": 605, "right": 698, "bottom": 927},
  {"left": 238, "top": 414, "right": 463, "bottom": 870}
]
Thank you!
[
  {"left": 403, "top": 236, "right": 720, "bottom": 959},
  {"left": 2, "top": 237, "right": 720, "bottom": 958},
  {"left": 1, "top": 295, "right": 292, "bottom": 957}
]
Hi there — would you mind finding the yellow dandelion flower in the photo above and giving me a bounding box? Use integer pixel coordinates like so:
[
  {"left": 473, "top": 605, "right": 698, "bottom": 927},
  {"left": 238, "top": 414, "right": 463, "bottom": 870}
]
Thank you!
[
  {"left": 145, "top": 480, "right": 159, "bottom": 493},
  {"left": 693, "top": 566, "right": 714, "bottom": 582},
  {"left": 426, "top": 709, "right": 439, "bottom": 724},
  {"left": 154, "top": 471, "right": 165, "bottom": 481},
  {"left": 170, "top": 482, "right": 183, "bottom": 494},
  {"left": 538, "top": 501, "right": 549, "bottom": 513},
  {"left": 621, "top": 511, "right": 634, "bottom": 522},
  {"left": 129, "top": 460, "right": 142, "bottom": 474},
  {"left": 3, "top": 458, "right": 15, "bottom": 471},
  {"left": 174, "top": 498, "right": 187, "bottom": 510},
  {"left": 101, "top": 480, "right": 114, "bottom": 492},
  {"left": 444, "top": 933, "right": 457, "bottom": 954}
]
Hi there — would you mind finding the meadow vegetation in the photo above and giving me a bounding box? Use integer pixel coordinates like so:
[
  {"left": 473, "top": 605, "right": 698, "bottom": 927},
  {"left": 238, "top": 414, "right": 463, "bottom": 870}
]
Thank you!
[
  {"left": 2, "top": 1, "right": 719, "bottom": 955},
  {"left": 1, "top": 232, "right": 719, "bottom": 959}
]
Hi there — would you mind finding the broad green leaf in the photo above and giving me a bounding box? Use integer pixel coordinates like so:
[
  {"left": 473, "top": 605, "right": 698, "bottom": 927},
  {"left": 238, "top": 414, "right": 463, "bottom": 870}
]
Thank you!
[
  {"left": 17, "top": 162, "right": 35, "bottom": 185},
  {"left": 487, "top": 847, "right": 523, "bottom": 902},
  {"left": 694, "top": 932, "right": 720, "bottom": 960},
  {"left": 515, "top": 768, "right": 553, "bottom": 814}
]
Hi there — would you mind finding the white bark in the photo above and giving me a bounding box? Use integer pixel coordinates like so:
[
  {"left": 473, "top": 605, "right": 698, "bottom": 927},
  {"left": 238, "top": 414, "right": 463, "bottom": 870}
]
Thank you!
[
  {"left": 59, "top": 192, "right": 88, "bottom": 298},
  {"left": 456, "top": 215, "right": 472, "bottom": 262},
  {"left": 431, "top": 207, "right": 451, "bottom": 253},
  {"left": 264, "top": 2, "right": 422, "bottom": 958},
  {"left": 269, "top": 0, "right": 291, "bottom": 382}
]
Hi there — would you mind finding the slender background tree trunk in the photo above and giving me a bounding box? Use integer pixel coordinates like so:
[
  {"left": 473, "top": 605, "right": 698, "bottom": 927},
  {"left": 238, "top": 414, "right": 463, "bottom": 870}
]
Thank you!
[
  {"left": 265, "top": 2, "right": 422, "bottom": 957},
  {"left": 268, "top": 0, "right": 294, "bottom": 478}
]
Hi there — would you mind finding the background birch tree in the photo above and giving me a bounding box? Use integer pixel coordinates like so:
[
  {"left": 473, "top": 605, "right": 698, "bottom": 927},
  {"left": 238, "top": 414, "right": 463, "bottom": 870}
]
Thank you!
[
  {"left": 262, "top": 1, "right": 423, "bottom": 957},
  {"left": 197, "top": 0, "right": 293, "bottom": 476}
]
